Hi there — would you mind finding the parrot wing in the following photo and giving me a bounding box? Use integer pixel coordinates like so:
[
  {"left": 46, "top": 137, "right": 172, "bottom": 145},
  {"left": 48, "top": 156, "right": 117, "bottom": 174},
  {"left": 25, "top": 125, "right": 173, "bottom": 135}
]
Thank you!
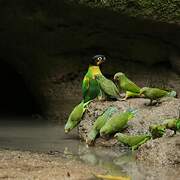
[
  {"left": 148, "top": 88, "right": 167, "bottom": 99},
  {"left": 99, "top": 78, "right": 119, "bottom": 97},
  {"left": 82, "top": 76, "right": 90, "bottom": 101},
  {"left": 123, "top": 78, "right": 140, "bottom": 93}
]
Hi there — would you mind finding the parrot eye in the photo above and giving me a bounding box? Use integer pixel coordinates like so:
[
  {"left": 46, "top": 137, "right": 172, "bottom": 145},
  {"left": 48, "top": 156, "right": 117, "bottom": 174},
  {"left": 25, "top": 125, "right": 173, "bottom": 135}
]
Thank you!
[{"left": 97, "top": 57, "right": 102, "bottom": 61}]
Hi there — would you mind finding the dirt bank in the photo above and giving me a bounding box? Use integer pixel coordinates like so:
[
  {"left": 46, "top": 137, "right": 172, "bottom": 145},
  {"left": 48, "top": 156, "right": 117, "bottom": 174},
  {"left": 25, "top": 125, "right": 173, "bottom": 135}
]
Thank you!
[
  {"left": 0, "top": 149, "right": 104, "bottom": 180},
  {"left": 79, "top": 97, "right": 179, "bottom": 144},
  {"left": 78, "top": 97, "right": 180, "bottom": 166},
  {"left": 136, "top": 135, "right": 180, "bottom": 166}
]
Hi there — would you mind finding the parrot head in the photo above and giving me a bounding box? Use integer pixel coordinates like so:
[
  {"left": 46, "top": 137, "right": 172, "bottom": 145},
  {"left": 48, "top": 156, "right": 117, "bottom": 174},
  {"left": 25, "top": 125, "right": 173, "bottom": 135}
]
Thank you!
[
  {"left": 113, "top": 72, "right": 125, "bottom": 81},
  {"left": 64, "top": 120, "right": 74, "bottom": 133},
  {"left": 114, "top": 132, "right": 124, "bottom": 138},
  {"left": 149, "top": 124, "right": 166, "bottom": 138},
  {"left": 100, "top": 127, "right": 111, "bottom": 137},
  {"left": 139, "top": 87, "right": 149, "bottom": 95},
  {"left": 91, "top": 55, "right": 106, "bottom": 66}
]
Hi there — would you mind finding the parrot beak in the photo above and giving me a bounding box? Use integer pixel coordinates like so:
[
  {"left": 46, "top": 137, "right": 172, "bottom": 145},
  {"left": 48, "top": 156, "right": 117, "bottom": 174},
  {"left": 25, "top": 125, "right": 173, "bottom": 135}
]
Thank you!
[
  {"left": 139, "top": 90, "right": 143, "bottom": 96},
  {"left": 64, "top": 128, "right": 70, "bottom": 134},
  {"left": 114, "top": 133, "right": 119, "bottom": 138},
  {"left": 86, "top": 139, "right": 93, "bottom": 146},
  {"left": 113, "top": 75, "right": 118, "bottom": 81},
  {"left": 97, "top": 58, "right": 106, "bottom": 65}
]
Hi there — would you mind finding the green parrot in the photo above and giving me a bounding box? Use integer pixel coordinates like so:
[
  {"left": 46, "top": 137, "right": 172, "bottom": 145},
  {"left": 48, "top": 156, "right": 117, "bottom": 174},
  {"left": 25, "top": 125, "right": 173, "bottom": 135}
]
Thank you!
[
  {"left": 95, "top": 74, "right": 120, "bottom": 99},
  {"left": 100, "top": 108, "right": 137, "bottom": 137},
  {"left": 114, "top": 72, "right": 141, "bottom": 100},
  {"left": 149, "top": 124, "right": 166, "bottom": 139},
  {"left": 82, "top": 55, "right": 106, "bottom": 103},
  {"left": 164, "top": 107, "right": 180, "bottom": 134},
  {"left": 115, "top": 133, "right": 151, "bottom": 151},
  {"left": 163, "top": 118, "right": 180, "bottom": 134},
  {"left": 86, "top": 106, "right": 118, "bottom": 145},
  {"left": 64, "top": 100, "right": 90, "bottom": 133},
  {"left": 140, "top": 87, "right": 176, "bottom": 105}
]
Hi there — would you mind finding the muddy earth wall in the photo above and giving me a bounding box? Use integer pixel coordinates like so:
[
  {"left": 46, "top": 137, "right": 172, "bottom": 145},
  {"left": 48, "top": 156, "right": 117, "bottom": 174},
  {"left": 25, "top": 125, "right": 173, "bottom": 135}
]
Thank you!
[{"left": 0, "top": 0, "right": 180, "bottom": 121}]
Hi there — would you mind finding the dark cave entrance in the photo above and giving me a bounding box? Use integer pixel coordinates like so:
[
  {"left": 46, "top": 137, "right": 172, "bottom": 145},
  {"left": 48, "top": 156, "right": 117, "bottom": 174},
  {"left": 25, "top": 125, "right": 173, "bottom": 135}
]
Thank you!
[{"left": 0, "top": 60, "right": 40, "bottom": 116}]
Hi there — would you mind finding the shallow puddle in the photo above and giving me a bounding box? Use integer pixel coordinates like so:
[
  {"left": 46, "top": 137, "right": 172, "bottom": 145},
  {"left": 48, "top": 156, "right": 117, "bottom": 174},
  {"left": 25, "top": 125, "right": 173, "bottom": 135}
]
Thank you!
[{"left": 0, "top": 116, "right": 179, "bottom": 180}]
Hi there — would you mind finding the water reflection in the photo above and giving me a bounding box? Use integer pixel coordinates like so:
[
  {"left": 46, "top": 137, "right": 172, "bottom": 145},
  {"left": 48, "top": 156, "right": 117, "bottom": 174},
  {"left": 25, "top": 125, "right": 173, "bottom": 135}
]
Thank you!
[{"left": 0, "top": 117, "right": 179, "bottom": 180}]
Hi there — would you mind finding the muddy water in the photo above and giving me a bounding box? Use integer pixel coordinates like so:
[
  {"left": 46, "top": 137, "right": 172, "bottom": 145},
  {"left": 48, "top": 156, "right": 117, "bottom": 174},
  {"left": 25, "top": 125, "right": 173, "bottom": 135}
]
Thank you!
[{"left": 0, "top": 117, "right": 179, "bottom": 180}]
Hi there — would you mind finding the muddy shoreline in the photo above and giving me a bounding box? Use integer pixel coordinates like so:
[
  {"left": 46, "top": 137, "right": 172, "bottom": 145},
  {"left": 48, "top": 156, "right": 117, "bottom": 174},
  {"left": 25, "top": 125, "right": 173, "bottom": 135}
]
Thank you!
[{"left": 0, "top": 149, "right": 105, "bottom": 180}]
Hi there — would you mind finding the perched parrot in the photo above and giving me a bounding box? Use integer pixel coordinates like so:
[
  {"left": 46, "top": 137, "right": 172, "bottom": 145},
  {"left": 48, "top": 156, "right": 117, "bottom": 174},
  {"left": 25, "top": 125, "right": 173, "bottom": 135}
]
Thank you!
[
  {"left": 82, "top": 55, "right": 106, "bottom": 103},
  {"left": 115, "top": 133, "right": 151, "bottom": 151},
  {"left": 163, "top": 118, "right": 180, "bottom": 134},
  {"left": 86, "top": 106, "right": 118, "bottom": 145},
  {"left": 64, "top": 100, "right": 90, "bottom": 133},
  {"left": 95, "top": 74, "right": 120, "bottom": 99},
  {"left": 114, "top": 72, "right": 141, "bottom": 100},
  {"left": 140, "top": 87, "right": 176, "bottom": 105},
  {"left": 149, "top": 124, "right": 166, "bottom": 139},
  {"left": 100, "top": 108, "right": 137, "bottom": 137}
]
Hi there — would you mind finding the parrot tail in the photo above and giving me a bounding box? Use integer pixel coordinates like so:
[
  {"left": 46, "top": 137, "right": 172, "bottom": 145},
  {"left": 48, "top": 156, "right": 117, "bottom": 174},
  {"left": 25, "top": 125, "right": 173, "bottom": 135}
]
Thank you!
[
  {"left": 80, "top": 99, "right": 92, "bottom": 113},
  {"left": 83, "top": 100, "right": 92, "bottom": 107},
  {"left": 104, "top": 106, "right": 118, "bottom": 117},
  {"left": 167, "top": 90, "right": 177, "bottom": 97},
  {"left": 126, "top": 108, "right": 138, "bottom": 116}
]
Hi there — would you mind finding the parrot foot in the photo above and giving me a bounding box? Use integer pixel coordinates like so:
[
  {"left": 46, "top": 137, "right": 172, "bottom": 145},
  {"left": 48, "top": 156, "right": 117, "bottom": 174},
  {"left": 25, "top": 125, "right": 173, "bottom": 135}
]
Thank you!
[
  {"left": 155, "top": 100, "right": 162, "bottom": 106},
  {"left": 121, "top": 97, "right": 127, "bottom": 101},
  {"left": 144, "top": 102, "right": 153, "bottom": 106},
  {"left": 145, "top": 100, "right": 160, "bottom": 106},
  {"left": 148, "top": 101, "right": 161, "bottom": 106},
  {"left": 97, "top": 96, "right": 107, "bottom": 101},
  {"left": 117, "top": 97, "right": 122, "bottom": 101}
]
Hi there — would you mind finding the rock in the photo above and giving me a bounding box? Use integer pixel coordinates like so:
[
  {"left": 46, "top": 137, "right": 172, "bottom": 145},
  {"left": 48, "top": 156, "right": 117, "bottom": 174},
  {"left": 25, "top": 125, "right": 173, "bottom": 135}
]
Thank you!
[
  {"left": 78, "top": 97, "right": 180, "bottom": 146},
  {"left": 76, "top": 0, "right": 180, "bottom": 24},
  {"left": 136, "top": 135, "right": 180, "bottom": 166}
]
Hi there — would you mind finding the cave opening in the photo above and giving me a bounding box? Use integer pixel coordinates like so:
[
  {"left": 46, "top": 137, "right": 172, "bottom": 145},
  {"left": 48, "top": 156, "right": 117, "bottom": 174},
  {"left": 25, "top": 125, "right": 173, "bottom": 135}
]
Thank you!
[{"left": 0, "top": 60, "right": 40, "bottom": 117}]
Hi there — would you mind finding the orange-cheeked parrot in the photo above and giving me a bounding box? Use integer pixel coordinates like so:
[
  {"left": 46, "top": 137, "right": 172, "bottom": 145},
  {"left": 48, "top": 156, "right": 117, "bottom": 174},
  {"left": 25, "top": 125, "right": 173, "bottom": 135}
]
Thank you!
[{"left": 82, "top": 55, "right": 106, "bottom": 102}]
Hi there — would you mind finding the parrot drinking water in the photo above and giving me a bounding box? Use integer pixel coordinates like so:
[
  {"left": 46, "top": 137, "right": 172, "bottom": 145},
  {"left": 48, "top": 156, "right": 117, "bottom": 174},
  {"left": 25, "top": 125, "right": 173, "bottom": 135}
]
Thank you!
[
  {"left": 64, "top": 100, "right": 90, "bottom": 133},
  {"left": 82, "top": 55, "right": 106, "bottom": 103},
  {"left": 115, "top": 133, "right": 151, "bottom": 150},
  {"left": 86, "top": 106, "right": 118, "bottom": 145},
  {"left": 149, "top": 124, "right": 166, "bottom": 139},
  {"left": 163, "top": 107, "right": 180, "bottom": 134},
  {"left": 163, "top": 118, "right": 180, "bottom": 134},
  {"left": 100, "top": 108, "right": 137, "bottom": 137}
]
